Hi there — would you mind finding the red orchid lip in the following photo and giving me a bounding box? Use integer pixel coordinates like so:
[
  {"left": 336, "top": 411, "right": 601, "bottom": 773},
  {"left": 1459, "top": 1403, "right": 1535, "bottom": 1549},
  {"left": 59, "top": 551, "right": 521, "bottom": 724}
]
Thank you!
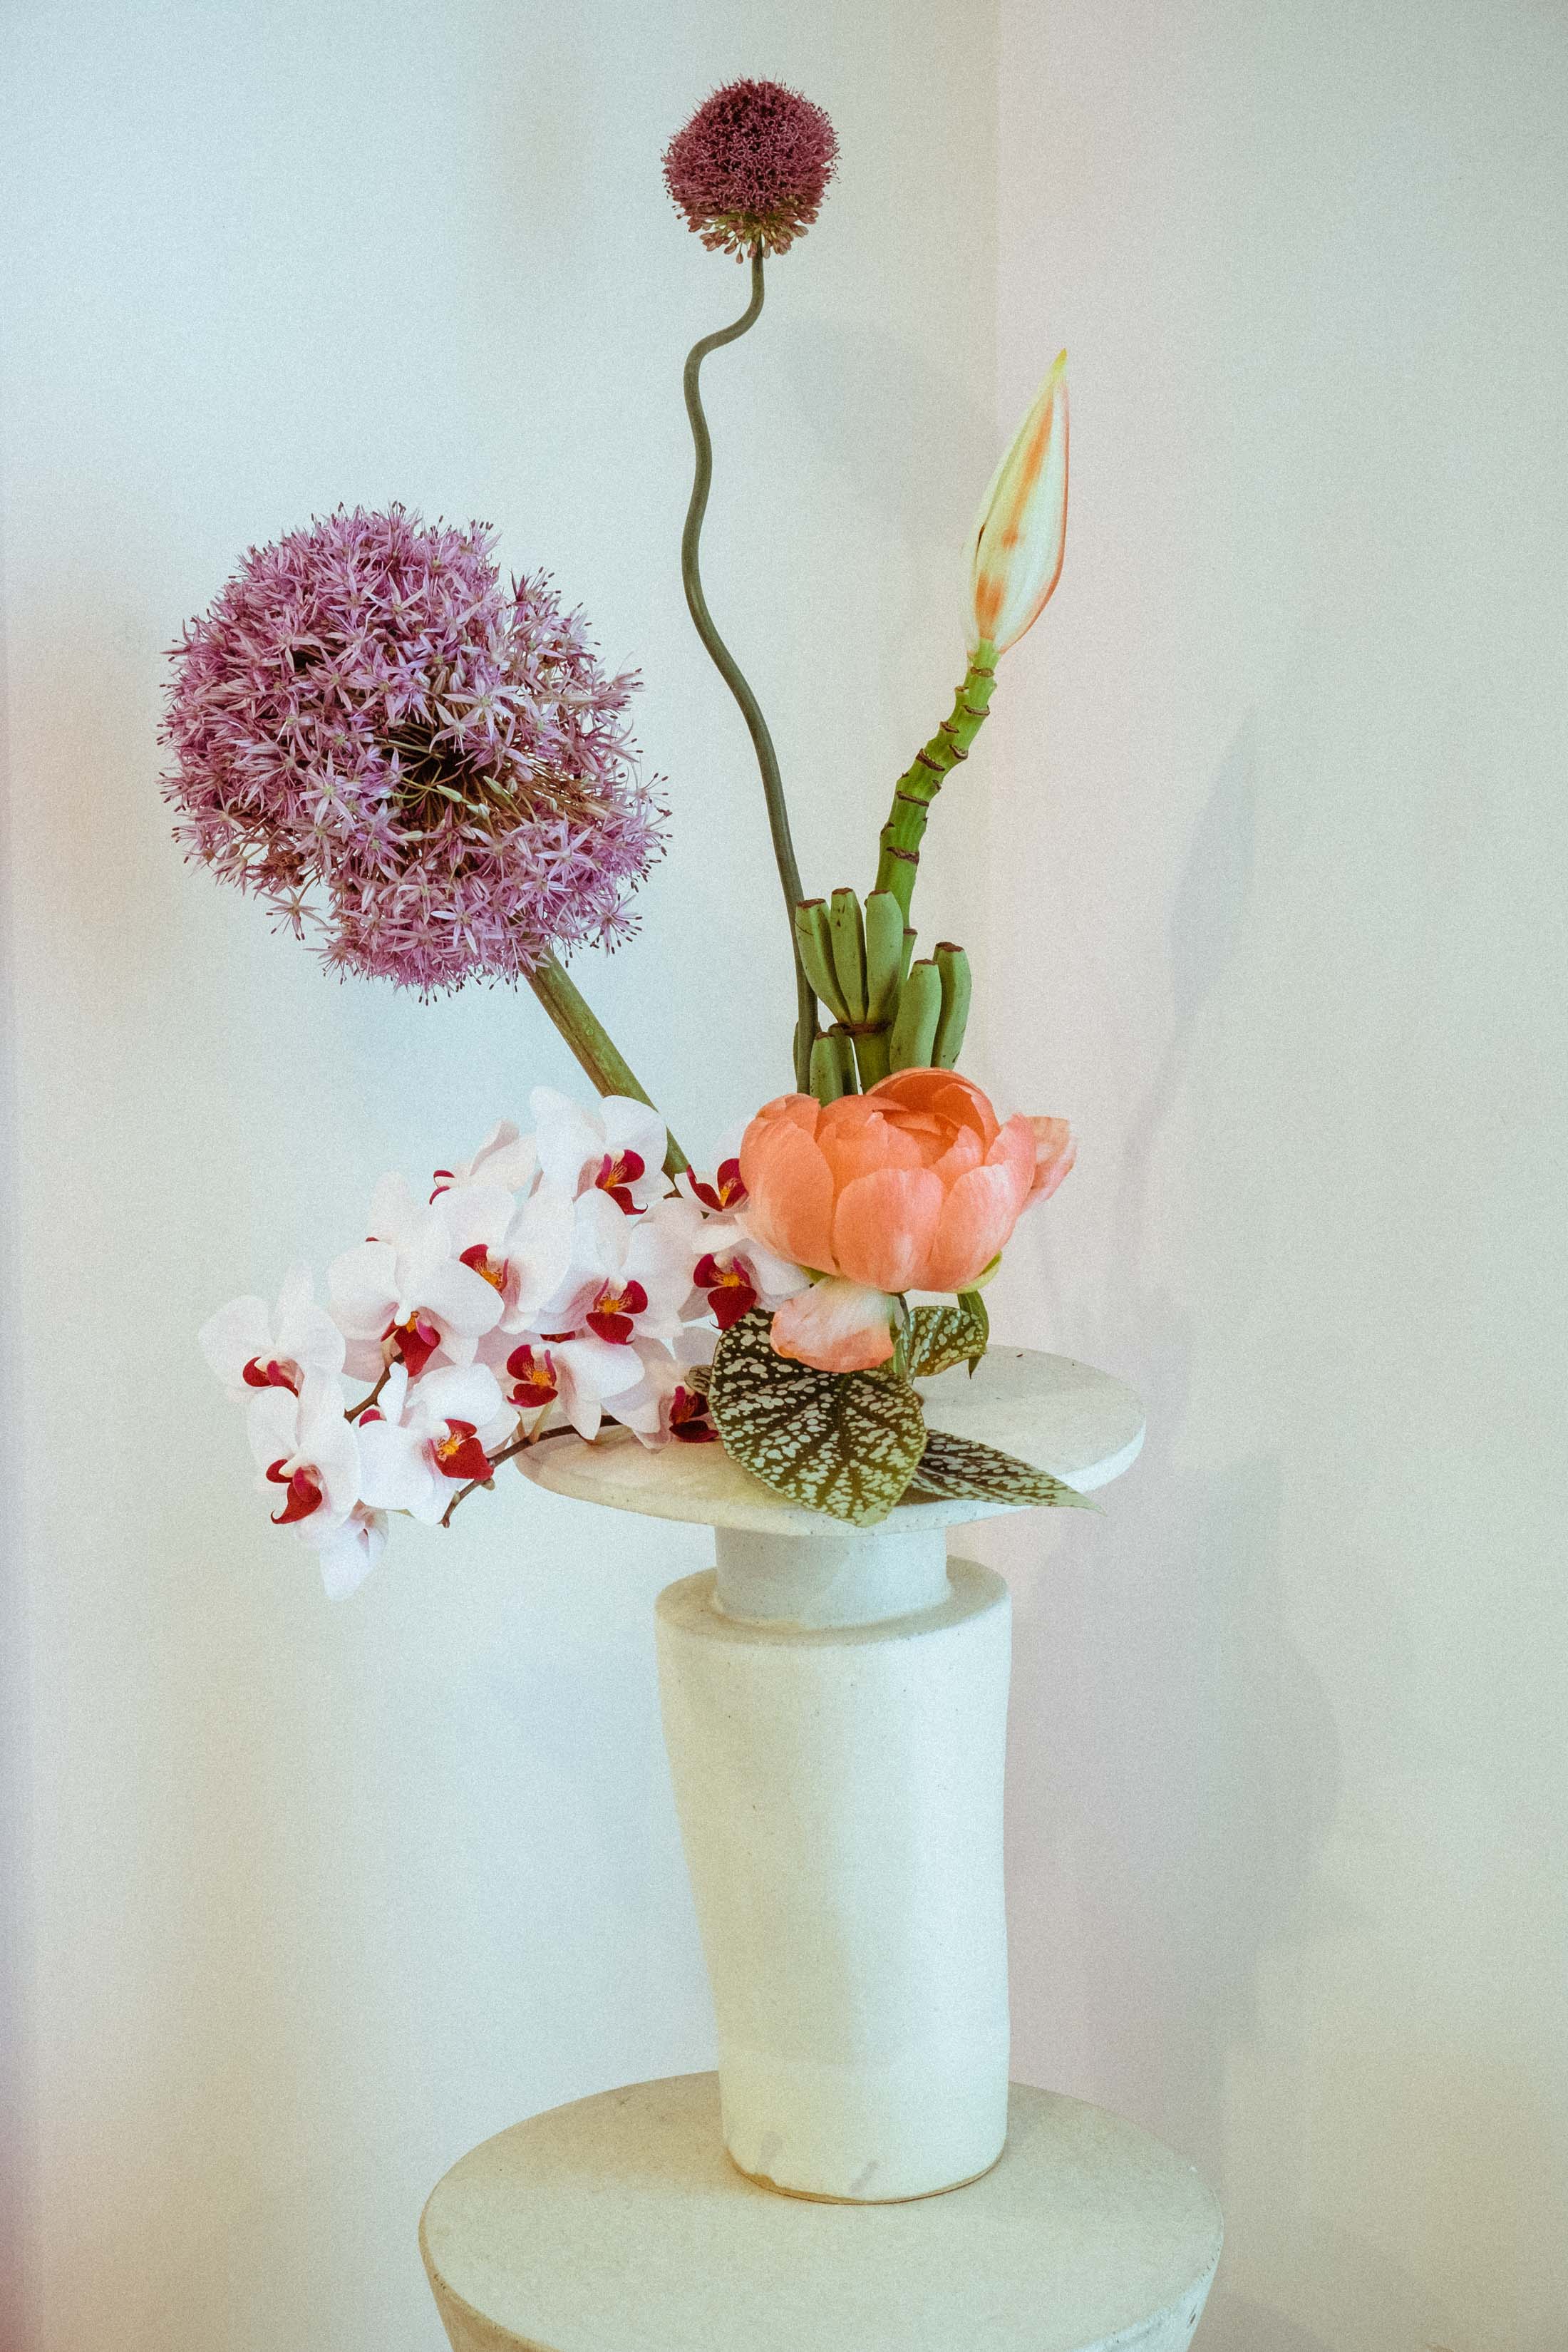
[
  {"left": 431, "top": 1419, "right": 491, "bottom": 1484},
  {"left": 243, "top": 1356, "right": 299, "bottom": 1392},
  {"left": 669, "top": 1386, "right": 718, "bottom": 1443},
  {"left": 459, "top": 1242, "right": 508, "bottom": 1291},
  {"left": 587, "top": 1278, "right": 647, "bottom": 1344},
  {"left": 587, "top": 1311, "right": 634, "bottom": 1344},
  {"left": 266, "top": 1458, "right": 324, "bottom": 1523},
  {"left": 694, "top": 1254, "right": 757, "bottom": 1331},
  {"left": 709, "top": 1281, "right": 756, "bottom": 1331},
  {"left": 596, "top": 1148, "right": 646, "bottom": 1215},
  {"left": 505, "top": 1344, "right": 559, "bottom": 1407},
  {"left": 384, "top": 1312, "right": 441, "bottom": 1376},
  {"left": 693, "top": 1157, "right": 747, "bottom": 1212}
]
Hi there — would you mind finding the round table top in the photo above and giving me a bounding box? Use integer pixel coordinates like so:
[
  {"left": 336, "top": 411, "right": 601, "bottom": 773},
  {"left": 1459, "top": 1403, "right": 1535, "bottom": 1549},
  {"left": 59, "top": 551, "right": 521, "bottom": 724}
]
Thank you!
[
  {"left": 517, "top": 1348, "right": 1145, "bottom": 1537},
  {"left": 421, "top": 2073, "right": 1222, "bottom": 2352}
]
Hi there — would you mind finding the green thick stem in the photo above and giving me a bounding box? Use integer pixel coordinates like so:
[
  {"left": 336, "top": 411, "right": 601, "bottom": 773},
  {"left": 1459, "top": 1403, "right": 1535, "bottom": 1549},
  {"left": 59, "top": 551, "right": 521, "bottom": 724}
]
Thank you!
[
  {"left": 872, "top": 647, "right": 999, "bottom": 922},
  {"left": 525, "top": 954, "right": 688, "bottom": 1176},
  {"left": 682, "top": 245, "right": 817, "bottom": 1093}
]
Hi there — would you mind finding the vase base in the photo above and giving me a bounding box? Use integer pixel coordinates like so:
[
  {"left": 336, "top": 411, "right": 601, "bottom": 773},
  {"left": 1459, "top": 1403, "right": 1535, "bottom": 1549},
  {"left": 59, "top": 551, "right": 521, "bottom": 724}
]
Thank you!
[{"left": 728, "top": 2140, "right": 1006, "bottom": 2204}]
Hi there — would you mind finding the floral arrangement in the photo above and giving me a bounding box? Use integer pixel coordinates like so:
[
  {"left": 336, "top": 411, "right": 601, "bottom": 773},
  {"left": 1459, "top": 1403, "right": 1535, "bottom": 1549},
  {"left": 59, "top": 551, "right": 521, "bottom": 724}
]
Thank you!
[{"left": 172, "top": 80, "right": 1082, "bottom": 1594}]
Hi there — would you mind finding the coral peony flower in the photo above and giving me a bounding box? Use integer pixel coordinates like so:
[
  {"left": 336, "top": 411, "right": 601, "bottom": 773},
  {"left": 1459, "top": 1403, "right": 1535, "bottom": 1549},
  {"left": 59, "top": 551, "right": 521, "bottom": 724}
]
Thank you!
[
  {"left": 969, "top": 352, "right": 1068, "bottom": 656},
  {"left": 664, "top": 78, "right": 837, "bottom": 259},
  {"left": 162, "top": 505, "right": 663, "bottom": 993},
  {"left": 741, "top": 1071, "right": 1065, "bottom": 1371}
]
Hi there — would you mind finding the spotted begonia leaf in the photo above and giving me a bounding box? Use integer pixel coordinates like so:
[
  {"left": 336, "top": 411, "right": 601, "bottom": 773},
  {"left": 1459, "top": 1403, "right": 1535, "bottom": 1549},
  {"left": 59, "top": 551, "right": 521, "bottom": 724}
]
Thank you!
[
  {"left": 708, "top": 1308, "right": 927, "bottom": 1527},
  {"left": 908, "top": 1430, "right": 1097, "bottom": 1510},
  {"left": 908, "top": 1301, "right": 989, "bottom": 1379}
]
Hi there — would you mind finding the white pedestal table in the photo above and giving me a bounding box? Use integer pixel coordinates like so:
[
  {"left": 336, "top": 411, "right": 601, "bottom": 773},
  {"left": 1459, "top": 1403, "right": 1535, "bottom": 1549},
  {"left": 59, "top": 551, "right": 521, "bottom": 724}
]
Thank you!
[
  {"left": 421, "top": 1351, "right": 1221, "bottom": 2346},
  {"left": 422, "top": 2073, "right": 1222, "bottom": 2351}
]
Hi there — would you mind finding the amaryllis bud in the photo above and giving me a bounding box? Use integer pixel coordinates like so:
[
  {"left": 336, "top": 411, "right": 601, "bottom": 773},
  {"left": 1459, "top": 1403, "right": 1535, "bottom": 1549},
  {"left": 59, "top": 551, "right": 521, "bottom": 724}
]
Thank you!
[{"left": 968, "top": 351, "right": 1068, "bottom": 656}]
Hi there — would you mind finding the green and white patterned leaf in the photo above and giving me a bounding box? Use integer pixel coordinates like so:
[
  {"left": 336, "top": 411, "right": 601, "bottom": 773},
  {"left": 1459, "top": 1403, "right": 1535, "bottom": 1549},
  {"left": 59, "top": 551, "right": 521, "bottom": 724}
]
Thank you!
[
  {"left": 908, "top": 1301, "right": 989, "bottom": 1379},
  {"left": 708, "top": 1308, "right": 928, "bottom": 1527},
  {"left": 908, "top": 1430, "right": 1098, "bottom": 1510}
]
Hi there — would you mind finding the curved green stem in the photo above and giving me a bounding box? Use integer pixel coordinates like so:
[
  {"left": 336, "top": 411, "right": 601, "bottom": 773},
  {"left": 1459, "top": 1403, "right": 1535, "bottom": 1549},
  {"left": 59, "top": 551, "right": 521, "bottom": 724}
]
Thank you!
[
  {"left": 872, "top": 648, "right": 999, "bottom": 923},
  {"left": 682, "top": 244, "right": 817, "bottom": 1093},
  {"left": 525, "top": 953, "right": 688, "bottom": 1177}
]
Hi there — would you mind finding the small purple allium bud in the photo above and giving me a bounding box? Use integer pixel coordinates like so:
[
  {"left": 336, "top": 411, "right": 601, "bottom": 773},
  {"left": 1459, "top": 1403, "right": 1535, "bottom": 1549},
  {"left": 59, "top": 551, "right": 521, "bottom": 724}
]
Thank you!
[
  {"left": 663, "top": 78, "right": 838, "bottom": 259},
  {"left": 161, "top": 506, "right": 663, "bottom": 995}
]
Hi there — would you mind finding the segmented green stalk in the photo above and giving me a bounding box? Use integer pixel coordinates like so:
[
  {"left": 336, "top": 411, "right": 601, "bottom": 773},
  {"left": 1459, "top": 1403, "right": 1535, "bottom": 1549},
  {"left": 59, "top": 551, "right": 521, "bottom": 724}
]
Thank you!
[
  {"left": 681, "top": 246, "right": 817, "bottom": 1092},
  {"left": 873, "top": 647, "right": 999, "bottom": 922}
]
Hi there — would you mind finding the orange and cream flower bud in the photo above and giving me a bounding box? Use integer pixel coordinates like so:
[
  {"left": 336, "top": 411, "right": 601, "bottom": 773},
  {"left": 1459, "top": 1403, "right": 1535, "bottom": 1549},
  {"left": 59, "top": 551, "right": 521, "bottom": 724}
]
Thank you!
[{"left": 968, "top": 351, "right": 1068, "bottom": 656}]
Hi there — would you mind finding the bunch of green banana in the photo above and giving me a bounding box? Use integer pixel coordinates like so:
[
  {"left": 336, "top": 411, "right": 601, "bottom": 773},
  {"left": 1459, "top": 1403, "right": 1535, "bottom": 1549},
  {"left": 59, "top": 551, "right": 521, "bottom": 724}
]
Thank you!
[{"left": 793, "top": 889, "right": 972, "bottom": 1103}]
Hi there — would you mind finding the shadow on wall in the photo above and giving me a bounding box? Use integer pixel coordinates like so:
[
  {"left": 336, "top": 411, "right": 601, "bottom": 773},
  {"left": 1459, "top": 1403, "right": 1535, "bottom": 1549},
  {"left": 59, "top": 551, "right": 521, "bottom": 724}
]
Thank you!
[{"left": 998, "top": 721, "right": 1373, "bottom": 2346}]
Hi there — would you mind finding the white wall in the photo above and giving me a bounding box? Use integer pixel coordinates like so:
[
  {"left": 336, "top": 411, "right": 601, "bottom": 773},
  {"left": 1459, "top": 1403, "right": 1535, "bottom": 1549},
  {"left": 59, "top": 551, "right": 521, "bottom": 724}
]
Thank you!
[
  {"left": 977, "top": 4, "right": 1568, "bottom": 2348},
  {"left": 0, "top": 5, "right": 995, "bottom": 2346},
  {"left": 6, "top": 3, "right": 1565, "bottom": 2348}
]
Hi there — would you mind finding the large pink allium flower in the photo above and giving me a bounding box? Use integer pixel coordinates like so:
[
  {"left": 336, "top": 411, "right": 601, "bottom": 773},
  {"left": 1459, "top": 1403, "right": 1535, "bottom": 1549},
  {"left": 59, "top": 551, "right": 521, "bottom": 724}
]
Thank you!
[
  {"left": 162, "top": 506, "right": 663, "bottom": 993},
  {"left": 664, "top": 78, "right": 838, "bottom": 259}
]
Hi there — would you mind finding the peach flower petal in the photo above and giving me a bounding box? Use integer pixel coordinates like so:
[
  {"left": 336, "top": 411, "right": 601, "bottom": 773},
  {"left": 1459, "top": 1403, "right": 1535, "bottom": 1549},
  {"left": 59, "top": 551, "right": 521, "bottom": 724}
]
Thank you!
[
  {"left": 741, "top": 1115, "right": 839, "bottom": 1272},
  {"left": 1025, "top": 1116, "right": 1077, "bottom": 1203},
  {"left": 832, "top": 1166, "right": 947, "bottom": 1293},
  {"left": 817, "top": 1108, "right": 929, "bottom": 1185},
  {"left": 919, "top": 1162, "right": 1030, "bottom": 1291},
  {"left": 927, "top": 1126, "right": 986, "bottom": 1187},
  {"left": 772, "top": 1090, "right": 822, "bottom": 1125},
  {"left": 770, "top": 1279, "right": 896, "bottom": 1373},
  {"left": 867, "top": 1069, "right": 999, "bottom": 1148},
  {"left": 989, "top": 1115, "right": 1039, "bottom": 1207}
]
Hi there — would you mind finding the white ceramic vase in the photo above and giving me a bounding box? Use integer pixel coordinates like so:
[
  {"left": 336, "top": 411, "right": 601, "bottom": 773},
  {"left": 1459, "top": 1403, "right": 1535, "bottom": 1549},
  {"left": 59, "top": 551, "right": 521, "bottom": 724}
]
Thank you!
[
  {"left": 521, "top": 1346, "right": 1145, "bottom": 2206},
  {"left": 656, "top": 1522, "right": 1012, "bottom": 2201}
]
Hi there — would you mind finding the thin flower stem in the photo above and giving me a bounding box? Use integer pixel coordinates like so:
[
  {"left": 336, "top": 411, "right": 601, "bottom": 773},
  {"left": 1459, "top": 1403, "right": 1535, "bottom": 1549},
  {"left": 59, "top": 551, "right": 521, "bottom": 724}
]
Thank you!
[
  {"left": 346, "top": 1367, "right": 391, "bottom": 1422},
  {"left": 681, "top": 244, "right": 817, "bottom": 1093},
  {"left": 526, "top": 953, "right": 688, "bottom": 1176},
  {"left": 439, "top": 1418, "right": 599, "bottom": 1529}
]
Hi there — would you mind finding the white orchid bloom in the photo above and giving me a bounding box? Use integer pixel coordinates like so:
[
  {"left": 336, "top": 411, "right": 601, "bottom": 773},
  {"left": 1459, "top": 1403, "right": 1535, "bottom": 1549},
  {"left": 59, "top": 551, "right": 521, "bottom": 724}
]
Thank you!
[
  {"left": 691, "top": 1212, "right": 810, "bottom": 1330},
  {"left": 329, "top": 1175, "right": 504, "bottom": 1380},
  {"left": 490, "top": 1330, "right": 651, "bottom": 1443},
  {"left": 612, "top": 1327, "right": 721, "bottom": 1448},
  {"left": 429, "top": 1119, "right": 537, "bottom": 1200},
  {"left": 200, "top": 1262, "right": 345, "bottom": 1401},
  {"left": 315, "top": 1507, "right": 390, "bottom": 1601},
  {"left": 530, "top": 1086, "right": 669, "bottom": 1214},
  {"left": 436, "top": 1179, "right": 577, "bottom": 1337},
  {"left": 244, "top": 1372, "right": 386, "bottom": 1598},
  {"left": 534, "top": 1189, "right": 701, "bottom": 1347},
  {"left": 356, "top": 1361, "right": 510, "bottom": 1525},
  {"left": 247, "top": 1371, "right": 361, "bottom": 1539},
  {"left": 676, "top": 1123, "right": 749, "bottom": 1215}
]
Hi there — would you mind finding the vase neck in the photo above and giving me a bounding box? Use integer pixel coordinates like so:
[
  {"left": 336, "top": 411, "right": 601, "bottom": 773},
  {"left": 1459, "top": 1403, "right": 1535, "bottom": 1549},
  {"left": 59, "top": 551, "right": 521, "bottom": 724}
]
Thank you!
[{"left": 710, "top": 1524, "right": 951, "bottom": 1629}]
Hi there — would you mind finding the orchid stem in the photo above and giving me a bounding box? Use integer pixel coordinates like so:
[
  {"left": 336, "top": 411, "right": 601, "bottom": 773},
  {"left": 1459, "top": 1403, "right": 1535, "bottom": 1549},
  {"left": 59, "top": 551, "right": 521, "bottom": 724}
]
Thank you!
[
  {"left": 439, "top": 1418, "right": 607, "bottom": 1529},
  {"left": 525, "top": 953, "right": 688, "bottom": 1176},
  {"left": 346, "top": 1367, "right": 390, "bottom": 1423},
  {"left": 873, "top": 648, "right": 999, "bottom": 924},
  {"left": 681, "top": 243, "right": 817, "bottom": 1093}
]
